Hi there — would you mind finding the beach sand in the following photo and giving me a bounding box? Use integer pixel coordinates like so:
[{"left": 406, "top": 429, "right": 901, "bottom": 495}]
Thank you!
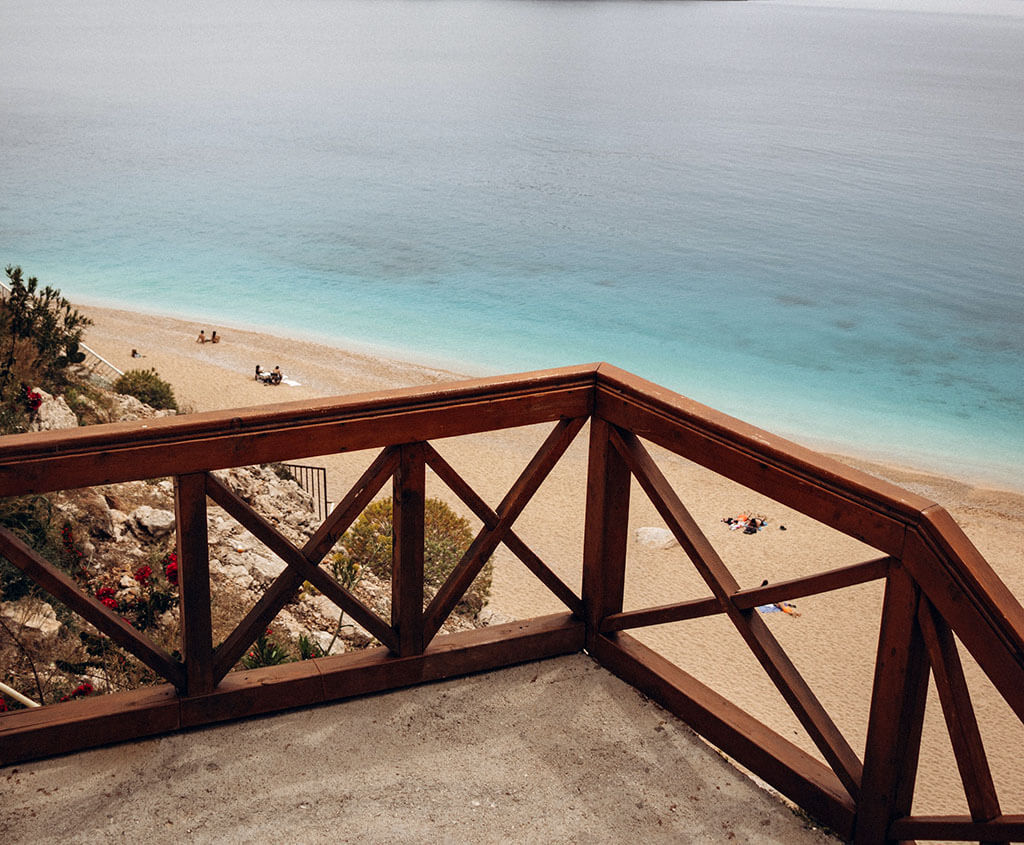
[{"left": 82, "top": 305, "right": 1024, "bottom": 819}]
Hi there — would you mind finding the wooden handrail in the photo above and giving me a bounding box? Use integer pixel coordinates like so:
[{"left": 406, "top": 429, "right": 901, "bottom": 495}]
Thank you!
[{"left": 0, "top": 364, "right": 1021, "bottom": 844}]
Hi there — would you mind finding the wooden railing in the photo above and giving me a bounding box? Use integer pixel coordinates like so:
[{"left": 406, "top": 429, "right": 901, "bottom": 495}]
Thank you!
[{"left": 0, "top": 364, "right": 1021, "bottom": 844}]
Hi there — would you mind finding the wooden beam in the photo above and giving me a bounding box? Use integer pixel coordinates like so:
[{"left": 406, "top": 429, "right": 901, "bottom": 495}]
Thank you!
[
  {"left": 590, "top": 631, "right": 856, "bottom": 841},
  {"left": 603, "top": 558, "right": 891, "bottom": 632},
  {"left": 0, "top": 526, "right": 185, "bottom": 689},
  {"left": 581, "top": 417, "right": 632, "bottom": 648},
  {"left": 0, "top": 614, "right": 583, "bottom": 765},
  {"left": 888, "top": 815, "right": 1024, "bottom": 841},
  {"left": 0, "top": 684, "right": 181, "bottom": 766},
  {"left": 301, "top": 447, "right": 400, "bottom": 562},
  {"left": 855, "top": 565, "right": 930, "bottom": 845},
  {"left": 904, "top": 515, "right": 1024, "bottom": 727},
  {"left": 594, "top": 366, "right": 929, "bottom": 555},
  {"left": 318, "top": 613, "right": 584, "bottom": 703},
  {"left": 601, "top": 596, "right": 721, "bottom": 632},
  {"left": 175, "top": 472, "right": 214, "bottom": 696},
  {"left": 610, "top": 426, "right": 864, "bottom": 799},
  {"left": 423, "top": 417, "right": 586, "bottom": 639},
  {"left": 0, "top": 367, "right": 597, "bottom": 496},
  {"left": 730, "top": 557, "right": 892, "bottom": 611},
  {"left": 392, "top": 442, "right": 425, "bottom": 656},
  {"left": 917, "top": 596, "right": 1001, "bottom": 824},
  {"left": 423, "top": 442, "right": 582, "bottom": 615},
  {"left": 181, "top": 613, "right": 583, "bottom": 729}
]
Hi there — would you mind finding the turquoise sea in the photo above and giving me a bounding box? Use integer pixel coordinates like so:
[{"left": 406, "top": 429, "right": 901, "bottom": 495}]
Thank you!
[{"left": 2, "top": 0, "right": 1023, "bottom": 488}]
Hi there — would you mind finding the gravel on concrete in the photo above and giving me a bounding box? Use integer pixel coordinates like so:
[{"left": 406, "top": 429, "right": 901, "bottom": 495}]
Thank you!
[{"left": 1, "top": 654, "right": 841, "bottom": 844}]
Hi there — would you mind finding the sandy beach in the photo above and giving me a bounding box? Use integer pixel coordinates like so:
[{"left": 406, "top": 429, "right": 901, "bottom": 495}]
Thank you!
[{"left": 81, "top": 304, "right": 1024, "bottom": 818}]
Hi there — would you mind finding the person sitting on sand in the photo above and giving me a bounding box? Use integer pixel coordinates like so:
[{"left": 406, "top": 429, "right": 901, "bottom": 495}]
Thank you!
[
  {"left": 131, "top": 349, "right": 141, "bottom": 358},
  {"left": 271, "top": 365, "right": 282, "bottom": 385},
  {"left": 255, "top": 364, "right": 263, "bottom": 381},
  {"left": 211, "top": 331, "right": 219, "bottom": 343},
  {"left": 196, "top": 330, "right": 206, "bottom": 343}
]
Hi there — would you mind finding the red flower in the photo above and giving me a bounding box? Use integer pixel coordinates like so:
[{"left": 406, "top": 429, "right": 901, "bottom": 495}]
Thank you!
[
  {"left": 25, "top": 387, "right": 42, "bottom": 413},
  {"left": 59, "top": 682, "right": 94, "bottom": 702},
  {"left": 163, "top": 558, "right": 178, "bottom": 586},
  {"left": 96, "top": 586, "right": 118, "bottom": 609},
  {"left": 133, "top": 564, "right": 153, "bottom": 585}
]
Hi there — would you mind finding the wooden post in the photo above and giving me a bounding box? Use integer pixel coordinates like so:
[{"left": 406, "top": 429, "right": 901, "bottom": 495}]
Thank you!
[
  {"left": 175, "top": 472, "right": 214, "bottom": 696},
  {"left": 855, "top": 562, "right": 930, "bottom": 844},
  {"left": 581, "top": 418, "right": 631, "bottom": 649},
  {"left": 392, "top": 442, "right": 425, "bottom": 656},
  {"left": 917, "top": 597, "right": 1002, "bottom": 825}
]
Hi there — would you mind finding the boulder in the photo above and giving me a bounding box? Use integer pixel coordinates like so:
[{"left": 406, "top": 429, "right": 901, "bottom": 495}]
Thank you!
[
  {"left": 106, "top": 392, "right": 159, "bottom": 421},
  {"left": 0, "top": 600, "right": 63, "bottom": 648},
  {"left": 130, "top": 506, "right": 176, "bottom": 539},
  {"left": 233, "top": 550, "right": 286, "bottom": 585},
  {"left": 308, "top": 629, "right": 346, "bottom": 656},
  {"left": 211, "top": 559, "right": 256, "bottom": 590},
  {"left": 108, "top": 508, "right": 130, "bottom": 539},
  {"left": 28, "top": 388, "right": 78, "bottom": 432},
  {"left": 477, "top": 607, "right": 514, "bottom": 627}
]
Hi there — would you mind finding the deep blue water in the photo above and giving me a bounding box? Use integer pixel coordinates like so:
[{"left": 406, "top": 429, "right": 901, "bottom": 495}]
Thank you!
[{"left": 2, "top": 0, "right": 1023, "bottom": 488}]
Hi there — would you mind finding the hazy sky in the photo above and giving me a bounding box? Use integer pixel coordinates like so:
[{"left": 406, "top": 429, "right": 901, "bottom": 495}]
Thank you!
[{"left": 756, "top": 0, "right": 1024, "bottom": 16}]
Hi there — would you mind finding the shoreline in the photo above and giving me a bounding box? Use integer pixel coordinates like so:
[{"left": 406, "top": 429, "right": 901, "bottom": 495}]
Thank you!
[{"left": 81, "top": 302, "right": 1024, "bottom": 498}]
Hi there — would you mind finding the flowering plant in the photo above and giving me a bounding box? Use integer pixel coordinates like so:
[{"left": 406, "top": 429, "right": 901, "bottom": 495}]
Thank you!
[
  {"left": 60, "top": 681, "right": 93, "bottom": 702},
  {"left": 242, "top": 628, "right": 291, "bottom": 669},
  {"left": 24, "top": 386, "right": 42, "bottom": 413},
  {"left": 95, "top": 586, "right": 119, "bottom": 610},
  {"left": 162, "top": 551, "right": 178, "bottom": 586},
  {"left": 93, "top": 551, "right": 178, "bottom": 631},
  {"left": 60, "top": 522, "right": 89, "bottom": 580}
]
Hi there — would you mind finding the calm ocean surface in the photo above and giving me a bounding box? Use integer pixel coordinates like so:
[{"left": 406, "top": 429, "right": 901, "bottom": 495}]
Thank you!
[{"left": 2, "top": 0, "right": 1023, "bottom": 488}]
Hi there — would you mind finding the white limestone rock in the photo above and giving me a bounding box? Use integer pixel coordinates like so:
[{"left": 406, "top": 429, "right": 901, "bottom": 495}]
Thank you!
[
  {"left": 309, "top": 629, "right": 346, "bottom": 656},
  {"left": 130, "top": 505, "right": 176, "bottom": 539},
  {"left": 106, "top": 392, "right": 159, "bottom": 421},
  {"left": 1, "top": 600, "right": 63, "bottom": 647},
  {"left": 476, "top": 607, "right": 513, "bottom": 627},
  {"left": 213, "top": 560, "right": 255, "bottom": 590},
  {"left": 28, "top": 388, "right": 78, "bottom": 431},
  {"left": 241, "top": 551, "right": 287, "bottom": 585}
]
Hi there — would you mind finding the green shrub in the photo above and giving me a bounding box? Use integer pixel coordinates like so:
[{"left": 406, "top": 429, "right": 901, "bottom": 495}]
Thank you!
[
  {"left": 242, "top": 628, "right": 292, "bottom": 668},
  {"left": 0, "top": 495, "right": 60, "bottom": 601},
  {"left": 0, "top": 266, "right": 92, "bottom": 432},
  {"left": 334, "top": 497, "right": 492, "bottom": 614},
  {"left": 113, "top": 368, "right": 178, "bottom": 411}
]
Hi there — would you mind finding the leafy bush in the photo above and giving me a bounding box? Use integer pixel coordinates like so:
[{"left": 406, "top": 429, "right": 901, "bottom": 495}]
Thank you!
[
  {"left": 113, "top": 368, "right": 178, "bottom": 411},
  {"left": 0, "top": 265, "right": 92, "bottom": 432},
  {"left": 242, "top": 628, "right": 292, "bottom": 668},
  {"left": 0, "top": 496, "right": 61, "bottom": 601},
  {"left": 333, "top": 496, "right": 492, "bottom": 614}
]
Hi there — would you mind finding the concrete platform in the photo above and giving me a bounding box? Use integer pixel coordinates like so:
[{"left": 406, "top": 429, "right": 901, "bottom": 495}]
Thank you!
[{"left": 1, "top": 654, "right": 840, "bottom": 843}]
